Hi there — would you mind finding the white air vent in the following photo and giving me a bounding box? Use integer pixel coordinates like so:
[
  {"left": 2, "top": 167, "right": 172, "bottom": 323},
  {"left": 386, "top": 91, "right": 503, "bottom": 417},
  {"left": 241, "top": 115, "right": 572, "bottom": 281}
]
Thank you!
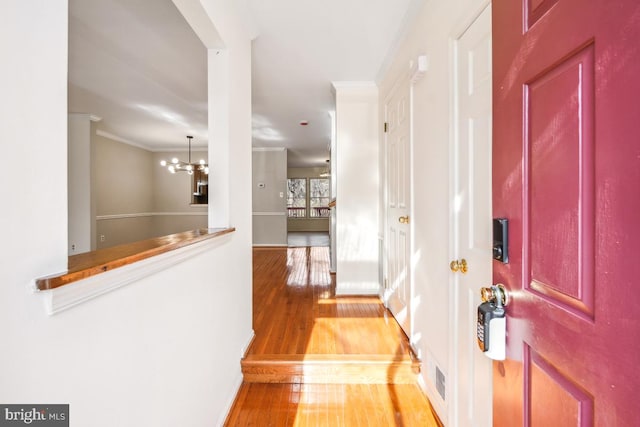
[
  {"left": 436, "top": 366, "right": 446, "bottom": 400},
  {"left": 426, "top": 350, "right": 446, "bottom": 403}
]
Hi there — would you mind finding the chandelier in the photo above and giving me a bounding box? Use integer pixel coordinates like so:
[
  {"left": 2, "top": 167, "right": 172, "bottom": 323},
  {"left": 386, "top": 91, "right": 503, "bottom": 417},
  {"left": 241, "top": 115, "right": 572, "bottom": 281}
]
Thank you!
[
  {"left": 159, "top": 135, "right": 209, "bottom": 175},
  {"left": 319, "top": 159, "right": 330, "bottom": 177}
]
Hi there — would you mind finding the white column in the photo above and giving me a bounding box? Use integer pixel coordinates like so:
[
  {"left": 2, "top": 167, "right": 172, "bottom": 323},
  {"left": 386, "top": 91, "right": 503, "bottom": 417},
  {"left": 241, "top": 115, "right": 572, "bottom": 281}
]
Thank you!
[
  {"left": 332, "top": 82, "right": 380, "bottom": 295},
  {"left": 208, "top": 48, "right": 231, "bottom": 227}
]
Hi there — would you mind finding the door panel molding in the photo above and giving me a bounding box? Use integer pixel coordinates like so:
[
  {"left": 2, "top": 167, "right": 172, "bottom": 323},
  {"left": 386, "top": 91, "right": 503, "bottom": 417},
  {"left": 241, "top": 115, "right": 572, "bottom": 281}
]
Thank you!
[
  {"left": 525, "top": 344, "right": 594, "bottom": 426},
  {"left": 523, "top": 43, "right": 596, "bottom": 319}
]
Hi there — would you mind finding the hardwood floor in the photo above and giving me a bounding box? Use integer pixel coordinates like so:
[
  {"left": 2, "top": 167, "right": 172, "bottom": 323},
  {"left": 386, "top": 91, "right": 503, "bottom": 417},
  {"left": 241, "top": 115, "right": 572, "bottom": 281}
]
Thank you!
[
  {"left": 248, "top": 247, "right": 413, "bottom": 357},
  {"left": 225, "top": 383, "right": 440, "bottom": 426},
  {"left": 225, "top": 247, "right": 442, "bottom": 426}
]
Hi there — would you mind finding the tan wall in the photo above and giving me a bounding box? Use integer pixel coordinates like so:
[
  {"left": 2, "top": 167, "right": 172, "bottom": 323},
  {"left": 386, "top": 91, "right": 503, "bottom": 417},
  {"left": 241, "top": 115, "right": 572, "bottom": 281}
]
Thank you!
[
  {"left": 68, "top": 114, "right": 93, "bottom": 254},
  {"left": 287, "top": 218, "right": 329, "bottom": 232},
  {"left": 153, "top": 214, "right": 207, "bottom": 236},
  {"left": 288, "top": 166, "right": 326, "bottom": 178},
  {"left": 152, "top": 150, "right": 208, "bottom": 211},
  {"left": 252, "top": 149, "right": 287, "bottom": 245},
  {"left": 93, "top": 133, "right": 208, "bottom": 249},
  {"left": 96, "top": 216, "right": 154, "bottom": 249},
  {"left": 94, "top": 132, "right": 153, "bottom": 216},
  {"left": 252, "top": 214, "right": 287, "bottom": 245}
]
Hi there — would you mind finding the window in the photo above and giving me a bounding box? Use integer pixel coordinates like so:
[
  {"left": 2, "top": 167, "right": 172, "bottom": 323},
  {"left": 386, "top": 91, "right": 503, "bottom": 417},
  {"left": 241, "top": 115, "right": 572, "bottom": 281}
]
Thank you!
[
  {"left": 287, "top": 178, "right": 306, "bottom": 217},
  {"left": 309, "top": 178, "right": 330, "bottom": 217},
  {"left": 287, "top": 178, "right": 330, "bottom": 218}
]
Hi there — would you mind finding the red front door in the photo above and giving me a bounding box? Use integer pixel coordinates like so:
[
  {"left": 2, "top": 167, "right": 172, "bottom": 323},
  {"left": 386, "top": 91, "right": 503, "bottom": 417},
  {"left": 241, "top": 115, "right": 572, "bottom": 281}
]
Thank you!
[{"left": 492, "top": 0, "right": 640, "bottom": 425}]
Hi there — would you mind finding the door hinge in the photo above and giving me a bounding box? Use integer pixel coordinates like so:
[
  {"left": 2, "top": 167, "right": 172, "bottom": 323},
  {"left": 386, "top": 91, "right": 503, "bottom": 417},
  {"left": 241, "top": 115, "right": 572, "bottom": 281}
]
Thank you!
[{"left": 384, "top": 122, "right": 388, "bottom": 133}]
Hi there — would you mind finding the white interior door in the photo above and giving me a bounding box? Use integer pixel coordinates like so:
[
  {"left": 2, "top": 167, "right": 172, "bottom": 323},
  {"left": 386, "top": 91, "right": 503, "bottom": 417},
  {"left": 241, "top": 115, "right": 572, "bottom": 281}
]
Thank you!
[
  {"left": 384, "top": 78, "right": 411, "bottom": 337},
  {"left": 450, "top": 4, "right": 493, "bottom": 427}
]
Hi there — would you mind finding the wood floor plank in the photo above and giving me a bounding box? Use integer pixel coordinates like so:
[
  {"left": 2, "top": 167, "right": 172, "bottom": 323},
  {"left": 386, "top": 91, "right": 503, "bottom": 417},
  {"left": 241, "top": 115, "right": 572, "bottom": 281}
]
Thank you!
[
  {"left": 250, "top": 247, "right": 415, "bottom": 357},
  {"left": 224, "top": 246, "right": 442, "bottom": 426}
]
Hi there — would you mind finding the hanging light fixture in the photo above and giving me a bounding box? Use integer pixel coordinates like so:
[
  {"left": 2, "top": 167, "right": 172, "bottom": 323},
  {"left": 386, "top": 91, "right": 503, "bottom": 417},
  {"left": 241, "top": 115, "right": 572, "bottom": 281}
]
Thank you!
[
  {"left": 319, "top": 159, "right": 330, "bottom": 177},
  {"left": 159, "top": 135, "right": 209, "bottom": 175}
]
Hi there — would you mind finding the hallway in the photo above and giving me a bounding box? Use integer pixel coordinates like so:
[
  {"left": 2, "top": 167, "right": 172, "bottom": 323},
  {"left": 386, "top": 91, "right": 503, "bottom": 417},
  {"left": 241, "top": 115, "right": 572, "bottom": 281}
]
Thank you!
[{"left": 224, "top": 246, "right": 441, "bottom": 426}]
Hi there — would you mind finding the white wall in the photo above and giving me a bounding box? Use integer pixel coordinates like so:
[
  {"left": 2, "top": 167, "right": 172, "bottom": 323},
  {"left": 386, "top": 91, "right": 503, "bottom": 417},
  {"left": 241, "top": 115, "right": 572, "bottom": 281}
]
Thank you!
[
  {"left": 333, "top": 83, "right": 380, "bottom": 295},
  {"left": 378, "top": 0, "right": 491, "bottom": 423},
  {"left": 0, "top": 2, "right": 253, "bottom": 426},
  {"left": 329, "top": 111, "right": 337, "bottom": 272}
]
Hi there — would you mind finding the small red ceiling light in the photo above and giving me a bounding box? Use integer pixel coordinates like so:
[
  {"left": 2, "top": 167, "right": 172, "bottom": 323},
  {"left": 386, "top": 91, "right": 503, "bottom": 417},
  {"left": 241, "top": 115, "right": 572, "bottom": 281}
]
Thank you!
[{"left": 299, "top": 120, "right": 309, "bottom": 126}]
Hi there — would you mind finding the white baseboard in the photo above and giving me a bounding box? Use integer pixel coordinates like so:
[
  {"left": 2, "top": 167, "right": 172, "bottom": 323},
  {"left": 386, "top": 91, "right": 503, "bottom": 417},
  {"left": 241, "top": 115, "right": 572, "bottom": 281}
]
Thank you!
[
  {"left": 417, "top": 369, "right": 447, "bottom": 425},
  {"left": 216, "top": 371, "right": 244, "bottom": 427},
  {"left": 241, "top": 330, "right": 256, "bottom": 357},
  {"left": 335, "top": 287, "right": 381, "bottom": 296},
  {"left": 216, "top": 329, "right": 255, "bottom": 427}
]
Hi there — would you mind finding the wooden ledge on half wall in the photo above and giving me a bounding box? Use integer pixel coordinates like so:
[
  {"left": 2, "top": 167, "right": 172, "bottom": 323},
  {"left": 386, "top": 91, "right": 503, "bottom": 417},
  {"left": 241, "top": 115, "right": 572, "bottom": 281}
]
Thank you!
[{"left": 35, "top": 227, "right": 236, "bottom": 291}]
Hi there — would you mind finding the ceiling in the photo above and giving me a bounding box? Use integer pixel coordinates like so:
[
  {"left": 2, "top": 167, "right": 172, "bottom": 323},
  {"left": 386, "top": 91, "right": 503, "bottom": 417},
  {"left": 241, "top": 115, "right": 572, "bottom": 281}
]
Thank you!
[
  {"left": 69, "top": 0, "right": 421, "bottom": 164},
  {"left": 69, "top": 0, "right": 208, "bottom": 151}
]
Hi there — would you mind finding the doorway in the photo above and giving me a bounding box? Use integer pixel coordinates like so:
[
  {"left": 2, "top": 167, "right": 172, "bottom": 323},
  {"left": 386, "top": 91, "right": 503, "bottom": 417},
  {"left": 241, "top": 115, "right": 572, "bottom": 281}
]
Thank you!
[
  {"left": 384, "top": 74, "right": 413, "bottom": 339},
  {"left": 449, "top": 4, "right": 493, "bottom": 426}
]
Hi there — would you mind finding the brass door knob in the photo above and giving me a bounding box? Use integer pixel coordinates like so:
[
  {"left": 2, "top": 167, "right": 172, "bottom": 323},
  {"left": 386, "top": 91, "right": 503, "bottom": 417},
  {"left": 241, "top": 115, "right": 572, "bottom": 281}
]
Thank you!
[
  {"left": 480, "top": 284, "right": 509, "bottom": 306},
  {"left": 398, "top": 216, "right": 410, "bottom": 224},
  {"left": 450, "top": 258, "right": 468, "bottom": 274},
  {"left": 480, "top": 286, "right": 494, "bottom": 302}
]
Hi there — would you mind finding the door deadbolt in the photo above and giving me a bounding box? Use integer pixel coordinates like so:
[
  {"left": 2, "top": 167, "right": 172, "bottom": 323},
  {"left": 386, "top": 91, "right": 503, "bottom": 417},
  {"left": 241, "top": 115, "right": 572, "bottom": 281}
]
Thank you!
[{"left": 450, "top": 258, "right": 468, "bottom": 274}]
